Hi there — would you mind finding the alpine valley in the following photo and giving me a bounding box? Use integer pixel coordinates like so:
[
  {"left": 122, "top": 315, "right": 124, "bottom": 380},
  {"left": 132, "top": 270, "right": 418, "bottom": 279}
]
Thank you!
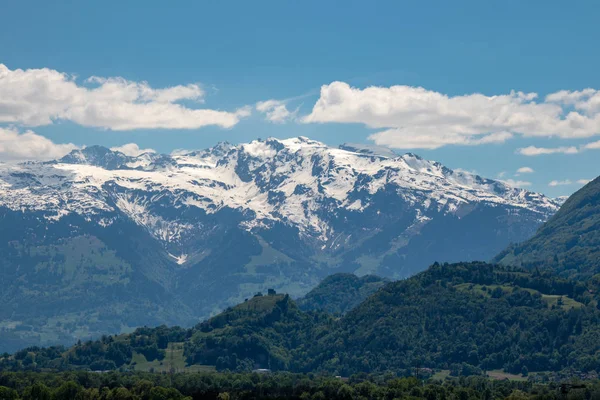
[{"left": 0, "top": 137, "right": 559, "bottom": 352}]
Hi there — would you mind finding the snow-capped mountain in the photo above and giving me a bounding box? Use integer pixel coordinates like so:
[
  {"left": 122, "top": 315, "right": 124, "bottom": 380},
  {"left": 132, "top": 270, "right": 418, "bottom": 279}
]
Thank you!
[
  {"left": 0, "top": 137, "right": 559, "bottom": 351},
  {"left": 0, "top": 137, "right": 556, "bottom": 250}
]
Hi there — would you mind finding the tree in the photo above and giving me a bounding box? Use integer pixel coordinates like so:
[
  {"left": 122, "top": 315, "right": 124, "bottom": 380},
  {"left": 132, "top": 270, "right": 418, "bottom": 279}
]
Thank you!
[
  {"left": 337, "top": 384, "right": 355, "bottom": 400},
  {"left": 150, "top": 387, "right": 185, "bottom": 400},
  {"left": 133, "top": 379, "right": 154, "bottom": 399},
  {"left": 506, "top": 390, "right": 529, "bottom": 400},
  {"left": 111, "top": 387, "right": 133, "bottom": 400},
  {"left": 54, "top": 381, "right": 82, "bottom": 400},
  {"left": 0, "top": 387, "right": 18, "bottom": 400},
  {"left": 25, "top": 383, "right": 51, "bottom": 400}
]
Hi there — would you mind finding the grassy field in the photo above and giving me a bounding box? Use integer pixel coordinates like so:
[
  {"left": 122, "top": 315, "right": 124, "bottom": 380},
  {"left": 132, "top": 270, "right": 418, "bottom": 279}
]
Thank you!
[
  {"left": 431, "top": 370, "right": 451, "bottom": 380},
  {"left": 454, "top": 283, "right": 584, "bottom": 310},
  {"left": 132, "top": 342, "right": 215, "bottom": 373},
  {"left": 244, "top": 237, "right": 293, "bottom": 274},
  {"left": 233, "top": 294, "right": 286, "bottom": 312},
  {"left": 486, "top": 369, "right": 528, "bottom": 381},
  {"left": 541, "top": 294, "right": 583, "bottom": 309},
  {"left": 431, "top": 369, "right": 528, "bottom": 382}
]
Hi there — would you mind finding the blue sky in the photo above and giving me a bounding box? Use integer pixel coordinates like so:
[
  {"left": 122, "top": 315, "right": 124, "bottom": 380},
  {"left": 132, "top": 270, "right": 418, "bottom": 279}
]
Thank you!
[{"left": 1, "top": 0, "right": 599, "bottom": 196}]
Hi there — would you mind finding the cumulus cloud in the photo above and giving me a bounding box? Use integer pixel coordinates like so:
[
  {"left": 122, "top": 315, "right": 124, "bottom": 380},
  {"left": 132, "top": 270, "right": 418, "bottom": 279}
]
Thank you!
[
  {"left": 0, "top": 127, "right": 77, "bottom": 161},
  {"left": 302, "top": 81, "right": 600, "bottom": 149},
  {"left": 548, "top": 180, "right": 573, "bottom": 187},
  {"left": 583, "top": 140, "right": 600, "bottom": 150},
  {"left": 545, "top": 88, "right": 600, "bottom": 115},
  {"left": 500, "top": 179, "right": 532, "bottom": 188},
  {"left": 517, "top": 138, "right": 600, "bottom": 155},
  {"left": 517, "top": 146, "right": 579, "bottom": 156},
  {"left": 516, "top": 167, "right": 534, "bottom": 174},
  {"left": 256, "top": 99, "right": 297, "bottom": 123},
  {"left": 0, "top": 64, "right": 250, "bottom": 130},
  {"left": 548, "top": 178, "right": 592, "bottom": 187},
  {"left": 110, "top": 143, "right": 156, "bottom": 157}
]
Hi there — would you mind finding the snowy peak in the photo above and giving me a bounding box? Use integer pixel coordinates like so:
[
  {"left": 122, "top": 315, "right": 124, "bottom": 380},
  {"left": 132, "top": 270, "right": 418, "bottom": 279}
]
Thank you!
[
  {"left": 0, "top": 137, "right": 559, "bottom": 250},
  {"left": 58, "top": 145, "right": 132, "bottom": 170}
]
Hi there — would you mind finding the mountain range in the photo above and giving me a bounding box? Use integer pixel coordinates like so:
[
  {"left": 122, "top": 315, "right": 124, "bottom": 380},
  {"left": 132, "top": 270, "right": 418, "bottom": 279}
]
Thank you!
[
  {"left": 5, "top": 172, "right": 600, "bottom": 377},
  {"left": 0, "top": 137, "right": 559, "bottom": 352}
]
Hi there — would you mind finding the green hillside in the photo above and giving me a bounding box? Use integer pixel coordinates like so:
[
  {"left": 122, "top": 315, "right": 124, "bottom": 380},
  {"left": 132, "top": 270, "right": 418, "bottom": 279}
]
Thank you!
[
  {"left": 307, "top": 262, "right": 600, "bottom": 375},
  {"left": 4, "top": 262, "right": 600, "bottom": 377},
  {"left": 495, "top": 176, "right": 600, "bottom": 279},
  {"left": 296, "top": 273, "right": 388, "bottom": 314}
]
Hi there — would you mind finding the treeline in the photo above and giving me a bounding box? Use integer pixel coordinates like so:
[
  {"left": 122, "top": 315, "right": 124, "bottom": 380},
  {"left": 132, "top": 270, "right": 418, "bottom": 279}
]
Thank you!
[
  {"left": 1, "top": 370, "right": 597, "bottom": 400},
  {"left": 3, "top": 326, "right": 190, "bottom": 372}
]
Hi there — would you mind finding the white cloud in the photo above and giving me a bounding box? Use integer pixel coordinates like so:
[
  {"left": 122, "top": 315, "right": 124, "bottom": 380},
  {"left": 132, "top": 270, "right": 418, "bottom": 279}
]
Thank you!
[
  {"left": 545, "top": 88, "right": 600, "bottom": 115},
  {"left": 548, "top": 178, "right": 592, "bottom": 187},
  {"left": 256, "top": 99, "right": 297, "bottom": 123},
  {"left": 0, "top": 64, "right": 250, "bottom": 130},
  {"left": 583, "top": 140, "right": 600, "bottom": 149},
  {"left": 500, "top": 179, "right": 532, "bottom": 188},
  {"left": 454, "top": 168, "right": 478, "bottom": 175},
  {"left": 302, "top": 81, "right": 600, "bottom": 149},
  {"left": 517, "top": 146, "right": 579, "bottom": 156},
  {"left": 496, "top": 171, "right": 507, "bottom": 178},
  {"left": 110, "top": 143, "right": 156, "bottom": 157},
  {"left": 0, "top": 127, "right": 77, "bottom": 161},
  {"left": 548, "top": 179, "right": 573, "bottom": 187},
  {"left": 517, "top": 139, "right": 600, "bottom": 156},
  {"left": 516, "top": 167, "right": 534, "bottom": 174}
]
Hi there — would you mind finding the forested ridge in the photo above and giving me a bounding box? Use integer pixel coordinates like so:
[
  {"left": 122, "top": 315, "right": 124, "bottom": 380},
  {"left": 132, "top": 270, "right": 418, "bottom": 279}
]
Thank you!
[
  {"left": 495, "top": 176, "right": 600, "bottom": 279},
  {"left": 4, "top": 262, "right": 600, "bottom": 378},
  {"left": 296, "top": 273, "right": 388, "bottom": 315}
]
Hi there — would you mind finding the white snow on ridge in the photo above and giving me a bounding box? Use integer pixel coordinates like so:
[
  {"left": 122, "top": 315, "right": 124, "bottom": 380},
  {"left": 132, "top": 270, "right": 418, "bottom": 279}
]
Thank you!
[{"left": 0, "top": 137, "right": 559, "bottom": 244}]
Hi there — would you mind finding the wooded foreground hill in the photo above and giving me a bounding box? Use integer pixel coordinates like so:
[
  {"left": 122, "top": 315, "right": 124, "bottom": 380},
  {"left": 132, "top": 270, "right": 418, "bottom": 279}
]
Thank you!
[{"left": 4, "top": 262, "right": 600, "bottom": 377}]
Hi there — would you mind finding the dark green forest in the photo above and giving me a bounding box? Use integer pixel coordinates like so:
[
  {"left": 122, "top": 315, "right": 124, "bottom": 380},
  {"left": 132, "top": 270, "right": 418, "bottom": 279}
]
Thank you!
[
  {"left": 4, "top": 262, "right": 600, "bottom": 378},
  {"left": 296, "top": 273, "right": 388, "bottom": 315},
  {"left": 1, "top": 370, "right": 598, "bottom": 400}
]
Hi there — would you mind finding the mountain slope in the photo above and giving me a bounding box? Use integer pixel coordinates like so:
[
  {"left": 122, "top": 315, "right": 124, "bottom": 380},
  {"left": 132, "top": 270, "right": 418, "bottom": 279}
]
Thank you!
[
  {"left": 495, "top": 176, "right": 600, "bottom": 278},
  {"left": 296, "top": 273, "right": 388, "bottom": 314},
  {"left": 183, "top": 262, "right": 600, "bottom": 375},
  {"left": 0, "top": 137, "right": 559, "bottom": 351},
  {"left": 308, "top": 262, "right": 600, "bottom": 375},
  {"left": 0, "top": 210, "right": 198, "bottom": 353},
  {"left": 6, "top": 263, "right": 600, "bottom": 376}
]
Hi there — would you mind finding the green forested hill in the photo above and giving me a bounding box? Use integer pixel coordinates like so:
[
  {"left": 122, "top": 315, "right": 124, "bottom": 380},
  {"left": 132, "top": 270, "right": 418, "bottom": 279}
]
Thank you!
[
  {"left": 4, "top": 263, "right": 600, "bottom": 376},
  {"left": 296, "top": 273, "right": 388, "bottom": 314},
  {"left": 185, "top": 294, "right": 321, "bottom": 371},
  {"left": 306, "top": 262, "right": 600, "bottom": 375},
  {"left": 495, "top": 176, "right": 600, "bottom": 279}
]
